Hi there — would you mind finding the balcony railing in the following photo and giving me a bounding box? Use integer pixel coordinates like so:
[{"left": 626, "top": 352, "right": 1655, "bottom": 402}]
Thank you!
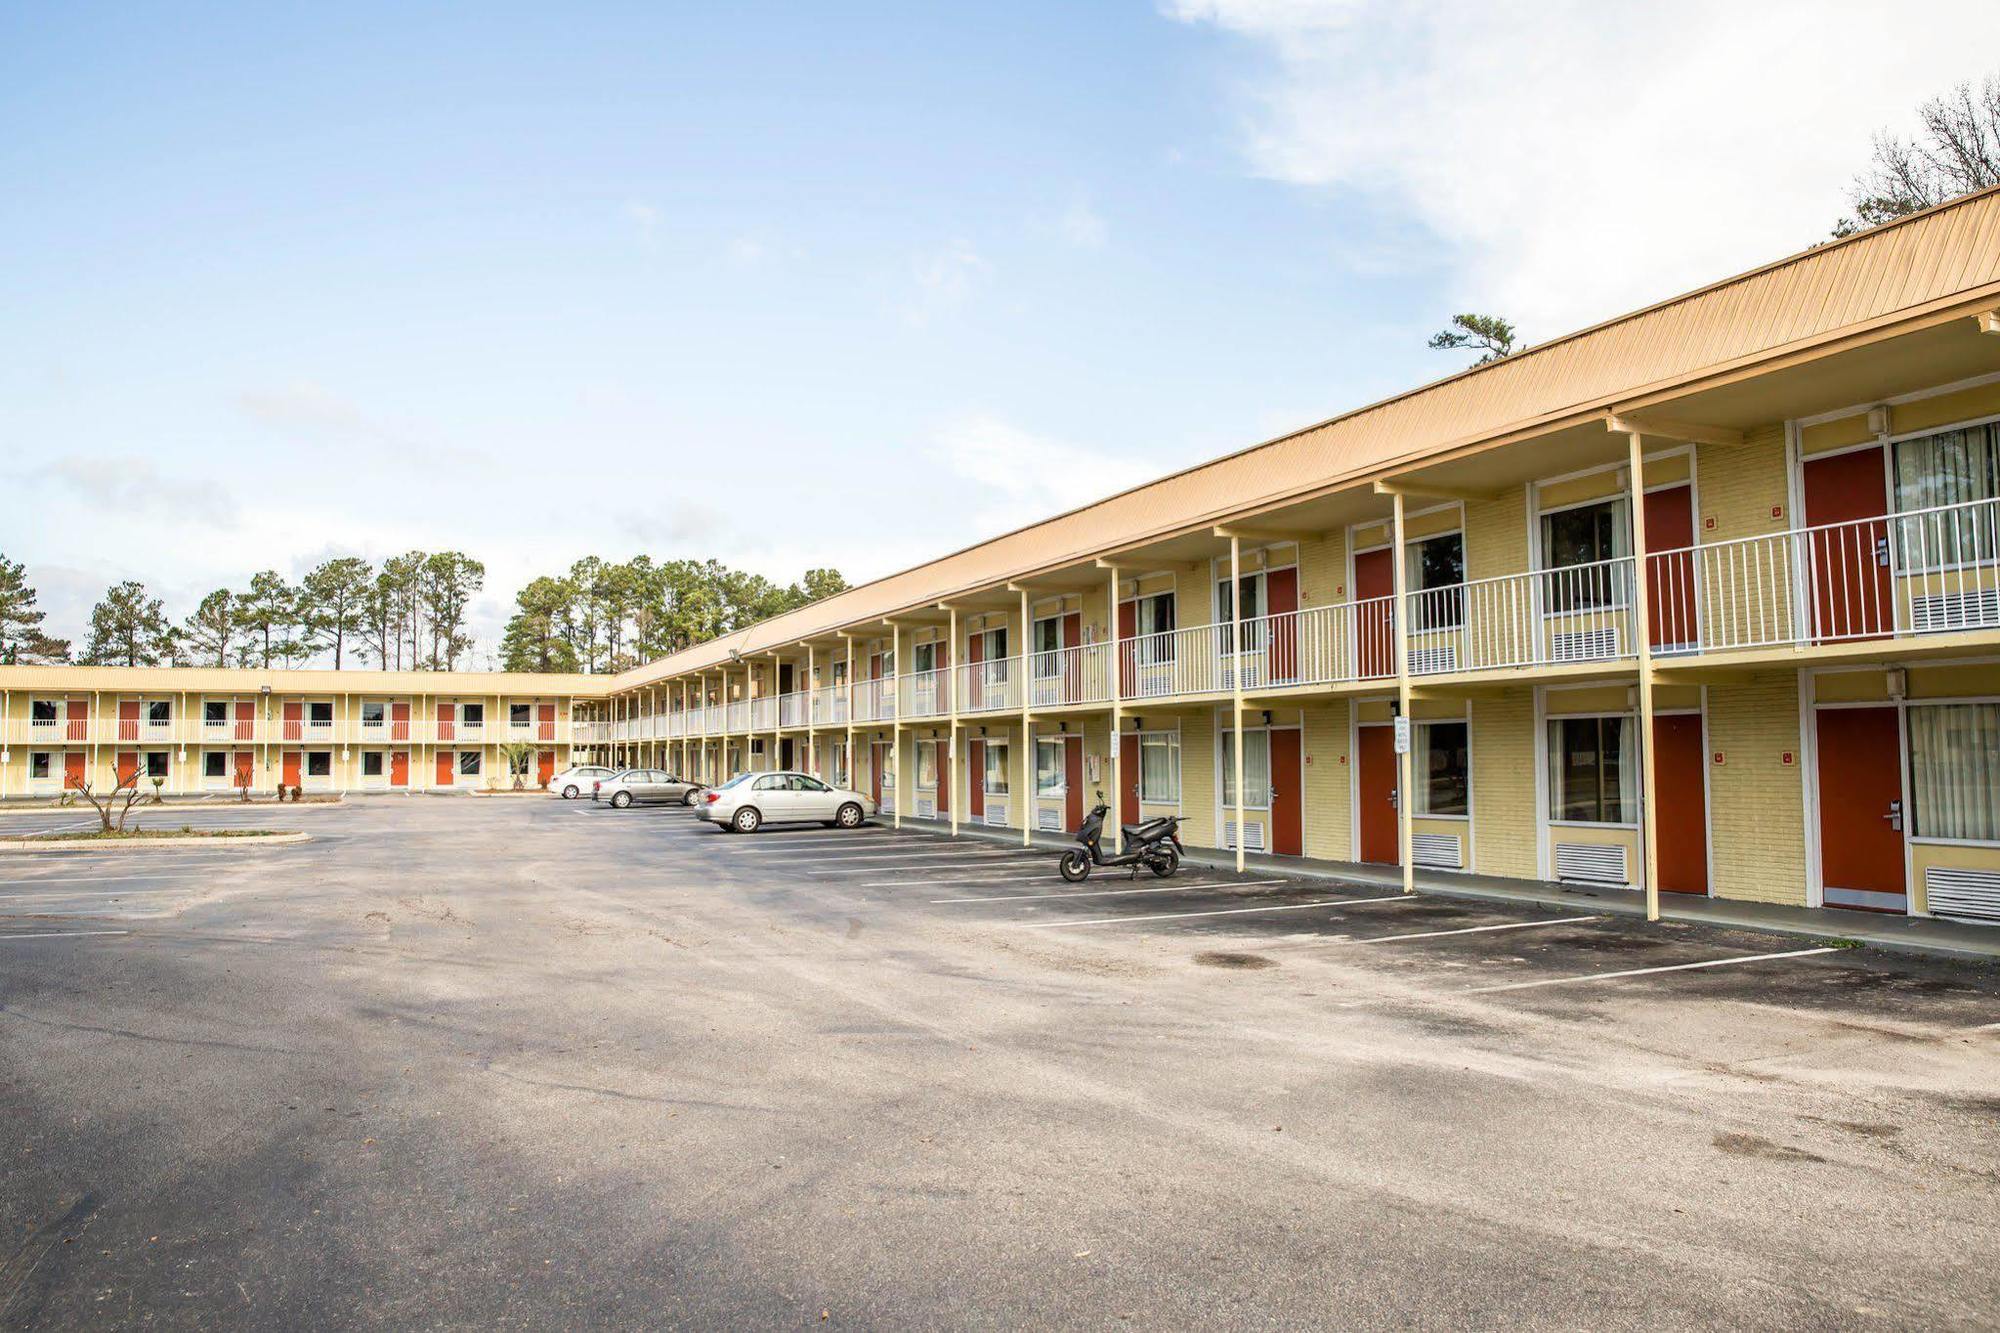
[
  {"left": 899, "top": 667, "right": 952, "bottom": 720},
  {"left": 852, "top": 676, "right": 897, "bottom": 724},
  {"left": 811, "top": 684, "right": 849, "bottom": 726},
  {"left": 957, "top": 658, "right": 1018, "bottom": 714},
  {"left": 1404, "top": 557, "right": 1637, "bottom": 675},
  {"left": 779, "top": 691, "right": 807, "bottom": 728},
  {"left": 1028, "top": 643, "right": 1112, "bottom": 708}
]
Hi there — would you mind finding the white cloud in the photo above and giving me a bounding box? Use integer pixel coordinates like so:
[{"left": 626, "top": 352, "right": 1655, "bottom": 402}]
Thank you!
[
  {"left": 1054, "top": 199, "right": 1108, "bottom": 248},
  {"left": 1168, "top": 0, "right": 2000, "bottom": 336},
  {"left": 34, "top": 456, "right": 239, "bottom": 527},
  {"left": 931, "top": 415, "right": 1149, "bottom": 536},
  {"left": 904, "top": 239, "right": 989, "bottom": 325},
  {"left": 625, "top": 200, "right": 661, "bottom": 234}
]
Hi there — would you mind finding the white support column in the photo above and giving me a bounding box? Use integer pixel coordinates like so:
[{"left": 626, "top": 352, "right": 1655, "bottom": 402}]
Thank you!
[
  {"left": 947, "top": 606, "right": 959, "bottom": 837},
  {"left": 1626, "top": 429, "right": 1662, "bottom": 922},
  {"left": 807, "top": 643, "right": 817, "bottom": 777},
  {"left": 1391, "top": 492, "right": 1415, "bottom": 897},
  {"left": 891, "top": 621, "right": 903, "bottom": 830},
  {"left": 1018, "top": 586, "right": 1033, "bottom": 848},
  {"left": 1229, "top": 539, "right": 1246, "bottom": 875},
  {"left": 844, "top": 633, "right": 856, "bottom": 797},
  {"left": 1106, "top": 563, "right": 1123, "bottom": 854}
]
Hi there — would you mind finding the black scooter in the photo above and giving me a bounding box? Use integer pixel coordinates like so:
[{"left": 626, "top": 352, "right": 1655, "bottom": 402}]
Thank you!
[{"left": 1059, "top": 798, "right": 1183, "bottom": 883}]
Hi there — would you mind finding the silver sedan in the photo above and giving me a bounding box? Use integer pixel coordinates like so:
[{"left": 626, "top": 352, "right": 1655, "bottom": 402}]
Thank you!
[
  {"left": 696, "top": 771, "right": 875, "bottom": 833},
  {"left": 594, "top": 769, "right": 705, "bottom": 809}
]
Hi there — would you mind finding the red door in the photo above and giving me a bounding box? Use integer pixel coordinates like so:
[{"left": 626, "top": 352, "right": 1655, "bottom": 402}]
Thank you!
[
  {"left": 1267, "top": 567, "right": 1300, "bottom": 684},
  {"left": 63, "top": 752, "right": 86, "bottom": 789},
  {"left": 1063, "top": 735, "right": 1083, "bottom": 831},
  {"left": 1119, "top": 734, "right": 1140, "bottom": 828},
  {"left": 234, "top": 701, "right": 254, "bottom": 741},
  {"left": 115, "top": 751, "right": 139, "bottom": 785},
  {"left": 1355, "top": 548, "right": 1395, "bottom": 678},
  {"left": 282, "top": 701, "right": 302, "bottom": 741},
  {"left": 66, "top": 699, "right": 88, "bottom": 742},
  {"left": 537, "top": 749, "right": 556, "bottom": 787},
  {"left": 232, "top": 751, "right": 254, "bottom": 789},
  {"left": 390, "top": 702, "right": 410, "bottom": 741},
  {"left": 1644, "top": 485, "right": 1698, "bottom": 651},
  {"left": 967, "top": 634, "right": 985, "bottom": 710},
  {"left": 968, "top": 739, "right": 986, "bottom": 818},
  {"left": 537, "top": 704, "right": 556, "bottom": 742},
  {"left": 870, "top": 742, "right": 884, "bottom": 806},
  {"left": 1357, "top": 725, "right": 1399, "bottom": 865},
  {"left": 1802, "top": 448, "right": 1893, "bottom": 643},
  {"left": 437, "top": 703, "right": 455, "bottom": 742},
  {"left": 389, "top": 751, "right": 409, "bottom": 787},
  {"left": 118, "top": 699, "right": 140, "bottom": 742},
  {"left": 1116, "top": 600, "right": 1136, "bottom": 697},
  {"left": 934, "top": 741, "right": 950, "bottom": 815},
  {"left": 1816, "top": 706, "right": 1906, "bottom": 912},
  {"left": 1652, "top": 713, "right": 1708, "bottom": 893},
  {"left": 436, "top": 751, "right": 455, "bottom": 786},
  {"left": 1270, "top": 728, "right": 1303, "bottom": 856},
  {"left": 282, "top": 751, "right": 302, "bottom": 788},
  {"left": 1061, "top": 612, "right": 1082, "bottom": 702}
]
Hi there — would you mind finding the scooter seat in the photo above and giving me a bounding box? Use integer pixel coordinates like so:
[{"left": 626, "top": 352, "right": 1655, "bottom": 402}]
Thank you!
[{"left": 1122, "top": 819, "right": 1173, "bottom": 840}]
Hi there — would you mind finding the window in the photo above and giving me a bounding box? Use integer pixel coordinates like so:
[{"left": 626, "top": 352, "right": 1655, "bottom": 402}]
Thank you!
[
  {"left": 1893, "top": 424, "right": 1999, "bottom": 569},
  {"left": 1908, "top": 702, "right": 2000, "bottom": 842},
  {"left": 880, "top": 746, "right": 896, "bottom": 789},
  {"left": 912, "top": 642, "right": 938, "bottom": 675},
  {"left": 1540, "top": 500, "right": 1629, "bottom": 611},
  {"left": 205, "top": 700, "right": 228, "bottom": 725},
  {"left": 362, "top": 701, "right": 386, "bottom": 727},
  {"left": 147, "top": 700, "right": 171, "bottom": 725},
  {"left": 457, "top": 750, "right": 482, "bottom": 776},
  {"left": 1547, "top": 716, "right": 1635, "bottom": 824},
  {"left": 1035, "top": 739, "right": 1065, "bottom": 794},
  {"left": 1408, "top": 532, "right": 1466, "bottom": 631},
  {"left": 795, "top": 775, "right": 830, "bottom": 793},
  {"left": 29, "top": 752, "right": 51, "bottom": 779},
  {"left": 1415, "top": 721, "right": 1469, "bottom": 816},
  {"left": 917, "top": 743, "right": 938, "bottom": 790},
  {"left": 831, "top": 742, "right": 849, "bottom": 787},
  {"left": 1139, "top": 732, "right": 1180, "bottom": 803},
  {"left": 461, "top": 703, "right": 485, "bottom": 727},
  {"left": 1129, "top": 592, "right": 1177, "bottom": 664},
  {"left": 145, "top": 751, "right": 169, "bottom": 779},
  {"left": 204, "top": 751, "right": 227, "bottom": 779},
  {"left": 307, "top": 701, "right": 332, "bottom": 725},
  {"left": 983, "top": 742, "right": 1010, "bottom": 795},
  {"left": 307, "top": 751, "right": 332, "bottom": 778},
  {"left": 363, "top": 751, "right": 385, "bottom": 778},
  {"left": 30, "top": 699, "right": 57, "bottom": 724},
  {"left": 755, "top": 774, "right": 786, "bottom": 791},
  {"left": 510, "top": 703, "right": 532, "bottom": 727},
  {"left": 1217, "top": 574, "right": 1263, "bottom": 651},
  {"left": 1032, "top": 617, "right": 1063, "bottom": 677},
  {"left": 1220, "top": 729, "right": 1271, "bottom": 809},
  {"left": 979, "top": 627, "right": 1008, "bottom": 662},
  {"left": 509, "top": 749, "right": 533, "bottom": 777}
]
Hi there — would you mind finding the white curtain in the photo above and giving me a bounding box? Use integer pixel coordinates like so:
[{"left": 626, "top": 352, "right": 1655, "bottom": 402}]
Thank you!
[
  {"left": 1140, "top": 733, "right": 1180, "bottom": 802},
  {"left": 1909, "top": 703, "right": 2000, "bottom": 842},
  {"left": 1613, "top": 715, "right": 1637, "bottom": 824},
  {"left": 1895, "top": 425, "right": 1999, "bottom": 568},
  {"left": 1221, "top": 730, "right": 1270, "bottom": 808},
  {"left": 983, "top": 743, "right": 1009, "bottom": 795}
]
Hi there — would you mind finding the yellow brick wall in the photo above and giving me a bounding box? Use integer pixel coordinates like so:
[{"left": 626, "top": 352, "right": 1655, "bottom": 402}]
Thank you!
[
  {"left": 1697, "top": 427, "right": 1789, "bottom": 541},
  {"left": 1471, "top": 692, "right": 1538, "bottom": 878},
  {"left": 1301, "top": 701, "right": 1350, "bottom": 860},
  {"left": 1464, "top": 486, "right": 1528, "bottom": 582},
  {"left": 1298, "top": 532, "right": 1347, "bottom": 606},
  {"left": 1706, "top": 671, "right": 1807, "bottom": 906},
  {"left": 1179, "top": 709, "right": 1217, "bottom": 847}
]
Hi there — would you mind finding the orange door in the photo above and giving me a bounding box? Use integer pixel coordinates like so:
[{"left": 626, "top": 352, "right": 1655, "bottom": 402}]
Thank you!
[
  {"left": 1802, "top": 448, "right": 1893, "bottom": 643},
  {"left": 1644, "top": 485, "right": 1698, "bottom": 650},
  {"left": 389, "top": 751, "right": 409, "bottom": 787},
  {"left": 1815, "top": 706, "right": 1906, "bottom": 912},
  {"left": 1270, "top": 728, "right": 1303, "bottom": 856},
  {"left": 537, "top": 749, "right": 556, "bottom": 786},
  {"left": 1652, "top": 713, "right": 1708, "bottom": 894},
  {"left": 1357, "top": 725, "right": 1400, "bottom": 865},
  {"left": 282, "top": 751, "right": 302, "bottom": 788},
  {"left": 119, "top": 699, "right": 140, "bottom": 742},
  {"left": 115, "top": 752, "right": 139, "bottom": 785},
  {"left": 390, "top": 702, "right": 410, "bottom": 741},
  {"left": 1267, "top": 567, "right": 1300, "bottom": 684},
  {"left": 437, "top": 703, "right": 455, "bottom": 742},
  {"left": 282, "top": 701, "right": 303, "bottom": 741},
  {"left": 968, "top": 739, "right": 986, "bottom": 818},
  {"left": 1355, "top": 549, "right": 1395, "bottom": 678},
  {"left": 1115, "top": 600, "right": 1135, "bottom": 697},
  {"left": 234, "top": 701, "right": 254, "bottom": 740},
  {"left": 1118, "top": 736, "right": 1139, "bottom": 828},
  {"left": 537, "top": 704, "right": 556, "bottom": 742},
  {"left": 232, "top": 751, "right": 254, "bottom": 788},
  {"left": 1061, "top": 612, "right": 1082, "bottom": 701},
  {"left": 967, "top": 633, "right": 985, "bottom": 709},
  {"left": 436, "top": 751, "right": 455, "bottom": 786},
  {"left": 66, "top": 699, "right": 88, "bottom": 742},
  {"left": 63, "top": 752, "right": 86, "bottom": 789},
  {"left": 934, "top": 741, "right": 950, "bottom": 815},
  {"left": 1063, "top": 735, "right": 1083, "bottom": 831}
]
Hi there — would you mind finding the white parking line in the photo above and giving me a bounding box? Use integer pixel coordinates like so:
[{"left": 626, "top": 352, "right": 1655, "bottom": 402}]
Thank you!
[
  {"left": 1464, "top": 946, "right": 1841, "bottom": 994},
  {"left": 0, "top": 930, "right": 131, "bottom": 941},
  {"left": 933, "top": 878, "right": 1291, "bottom": 904},
  {"left": 742, "top": 850, "right": 1019, "bottom": 865},
  {"left": 1296, "top": 915, "right": 1602, "bottom": 947},
  {"left": 0, "top": 886, "right": 197, "bottom": 902},
  {"left": 1014, "top": 894, "right": 1412, "bottom": 929},
  {"left": 0, "top": 873, "right": 214, "bottom": 888},
  {"left": 853, "top": 872, "right": 1055, "bottom": 888},
  {"left": 808, "top": 857, "right": 1042, "bottom": 873}
]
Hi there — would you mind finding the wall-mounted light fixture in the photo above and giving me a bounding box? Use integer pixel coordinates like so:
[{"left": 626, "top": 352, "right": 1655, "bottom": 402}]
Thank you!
[{"left": 1886, "top": 668, "right": 1907, "bottom": 699}]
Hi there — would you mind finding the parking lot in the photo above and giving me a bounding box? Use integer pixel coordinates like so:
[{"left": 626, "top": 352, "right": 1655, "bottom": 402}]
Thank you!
[{"left": 2, "top": 796, "right": 1996, "bottom": 1327}]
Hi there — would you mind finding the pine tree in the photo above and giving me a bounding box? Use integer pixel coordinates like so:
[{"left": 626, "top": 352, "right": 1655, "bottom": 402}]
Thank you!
[
  {"left": 81, "top": 581, "right": 170, "bottom": 667},
  {"left": 0, "top": 553, "right": 70, "bottom": 664}
]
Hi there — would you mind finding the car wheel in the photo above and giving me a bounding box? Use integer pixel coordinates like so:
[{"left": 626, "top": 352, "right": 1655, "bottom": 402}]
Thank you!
[
  {"left": 732, "top": 806, "right": 762, "bottom": 833},
  {"left": 1059, "top": 850, "right": 1091, "bottom": 883},
  {"left": 611, "top": 791, "right": 632, "bottom": 809},
  {"left": 683, "top": 789, "right": 701, "bottom": 807},
  {"left": 562, "top": 784, "right": 579, "bottom": 800},
  {"left": 836, "top": 802, "right": 863, "bottom": 829}
]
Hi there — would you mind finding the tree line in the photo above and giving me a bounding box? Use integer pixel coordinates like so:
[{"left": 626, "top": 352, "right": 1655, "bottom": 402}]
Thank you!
[
  {"left": 500, "top": 557, "right": 847, "bottom": 673},
  {"left": 0, "top": 550, "right": 847, "bottom": 674}
]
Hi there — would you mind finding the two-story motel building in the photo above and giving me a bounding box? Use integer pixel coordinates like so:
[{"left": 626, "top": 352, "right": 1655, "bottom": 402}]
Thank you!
[{"left": 6, "top": 186, "right": 2000, "bottom": 927}]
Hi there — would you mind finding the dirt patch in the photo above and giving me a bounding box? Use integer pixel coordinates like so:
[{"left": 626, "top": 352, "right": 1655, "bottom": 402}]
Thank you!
[
  {"left": 1194, "top": 951, "right": 1277, "bottom": 971},
  {"left": 1712, "top": 1132, "right": 1826, "bottom": 1163}
]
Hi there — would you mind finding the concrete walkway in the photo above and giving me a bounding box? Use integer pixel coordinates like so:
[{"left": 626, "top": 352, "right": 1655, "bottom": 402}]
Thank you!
[{"left": 893, "top": 814, "right": 2000, "bottom": 963}]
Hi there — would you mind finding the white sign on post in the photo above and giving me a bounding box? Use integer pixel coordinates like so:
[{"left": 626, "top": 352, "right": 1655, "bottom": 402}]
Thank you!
[
  {"left": 1109, "top": 731, "right": 1120, "bottom": 759},
  {"left": 1393, "top": 716, "right": 1412, "bottom": 755}
]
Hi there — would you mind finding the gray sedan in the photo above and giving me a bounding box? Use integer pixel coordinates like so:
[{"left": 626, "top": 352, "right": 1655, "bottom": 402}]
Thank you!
[{"left": 594, "top": 769, "right": 705, "bottom": 809}]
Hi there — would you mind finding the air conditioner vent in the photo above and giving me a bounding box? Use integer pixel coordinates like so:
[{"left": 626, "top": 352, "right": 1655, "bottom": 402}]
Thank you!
[
  {"left": 1910, "top": 589, "right": 2000, "bottom": 633},
  {"left": 1555, "top": 841, "right": 1628, "bottom": 884},
  {"left": 1551, "top": 629, "right": 1621, "bottom": 662},
  {"left": 915, "top": 797, "right": 935, "bottom": 820},
  {"left": 1037, "top": 807, "right": 1062, "bottom": 832},
  {"left": 1927, "top": 866, "right": 2000, "bottom": 922},
  {"left": 1413, "top": 832, "right": 1463, "bottom": 869},
  {"left": 1224, "top": 820, "right": 1265, "bottom": 852},
  {"left": 984, "top": 806, "right": 1009, "bottom": 828},
  {"left": 1408, "top": 645, "right": 1459, "bottom": 675}
]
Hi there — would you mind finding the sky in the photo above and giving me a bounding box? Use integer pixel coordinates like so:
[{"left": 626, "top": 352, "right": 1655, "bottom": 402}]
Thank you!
[{"left": 5, "top": 1, "right": 1998, "bottom": 661}]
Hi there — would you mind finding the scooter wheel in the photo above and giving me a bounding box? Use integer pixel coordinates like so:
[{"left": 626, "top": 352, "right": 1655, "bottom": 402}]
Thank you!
[
  {"left": 1059, "top": 850, "right": 1092, "bottom": 883},
  {"left": 1149, "top": 846, "right": 1180, "bottom": 878}
]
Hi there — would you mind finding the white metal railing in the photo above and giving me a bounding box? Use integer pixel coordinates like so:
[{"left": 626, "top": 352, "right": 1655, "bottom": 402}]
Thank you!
[
  {"left": 852, "top": 676, "right": 897, "bottom": 724},
  {"left": 811, "top": 684, "right": 849, "bottom": 726},
  {"left": 1027, "top": 643, "right": 1111, "bottom": 707},
  {"left": 779, "top": 691, "right": 806, "bottom": 728},
  {"left": 956, "top": 657, "right": 1019, "bottom": 714},
  {"left": 749, "top": 696, "right": 777, "bottom": 731},
  {"left": 899, "top": 667, "right": 952, "bottom": 719},
  {"left": 1403, "top": 557, "right": 1636, "bottom": 674},
  {"left": 727, "top": 700, "right": 750, "bottom": 731}
]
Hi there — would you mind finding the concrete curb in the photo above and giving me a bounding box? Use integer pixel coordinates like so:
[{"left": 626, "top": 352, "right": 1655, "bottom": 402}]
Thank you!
[{"left": 0, "top": 832, "right": 312, "bottom": 854}]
